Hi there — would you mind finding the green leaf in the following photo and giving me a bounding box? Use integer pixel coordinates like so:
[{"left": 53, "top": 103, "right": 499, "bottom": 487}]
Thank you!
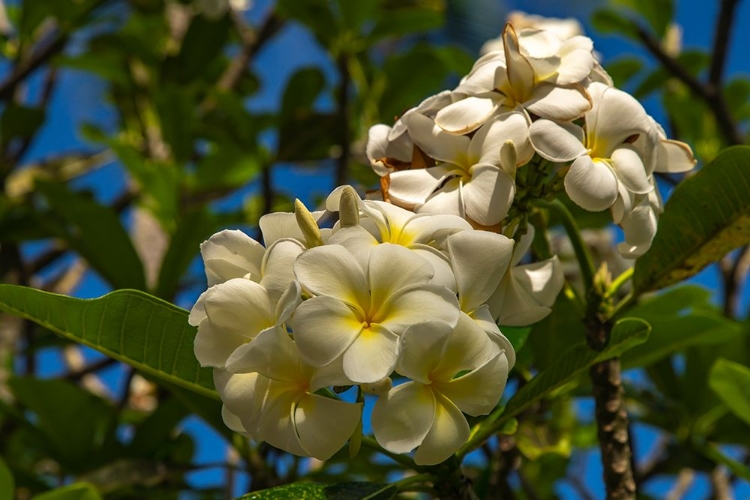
[
  {"left": 591, "top": 9, "right": 638, "bottom": 38},
  {"left": 9, "top": 378, "right": 115, "bottom": 470},
  {"left": 628, "top": 0, "right": 673, "bottom": 36},
  {"left": 192, "top": 143, "right": 262, "bottom": 191},
  {"left": 0, "top": 285, "right": 216, "bottom": 400},
  {"left": 276, "top": 0, "right": 337, "bottom": 47},
  {"left": 503, "top": 318, "right": 650, "bottom": 420},
  {"left": 31, "top": 483, "right": 103, "bottom": 500},
  {"left": 603, "top": 57, "right": 643, "bottom": 88},
  {"left": 155, "top": 86, "right": 196, "bottom": 163},
  {"left": 238, "top": 482, "right": 397, "bottom": 500},
  {"left": 695, "top": 441, "right": 750, "bottom": 482},
  {"left": 0, "top": 456, "right": 13, "bottom": 500},
  {"left": 633, "top": 146, "right": 750, "bottom": 293},
  {"left": 709, "top": 358, "right": 750, "bottom": 427},
  {"left": 335, "top": 0, "right": 378, "bottom": 33},
  {"left": 369, "top": 1, "right": 445, "bottom": 40},
  {"left": 622, "top": 287, "right": 742, "bottom": 368},
  {"left": 634, "top": 51, "right": 709, "bottom": 99},
  {"left": 162, "top": 14, "right": 231, "bottom": 82},
  {"left": 501, "top": 326, "right": 532, "bottom": 352},
  {"left": 526, "top": 294, "right": 584, "bottom": 370},
  {"left": 0, "top": 104, "right": 45, "bottom": 145},
  {"left": 35, "top": 181, "right": 147, "bottom": 290}
]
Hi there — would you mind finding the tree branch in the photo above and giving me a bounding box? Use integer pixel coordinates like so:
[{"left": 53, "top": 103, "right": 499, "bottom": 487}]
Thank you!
[
  {"left": 0, "top": 34, "right": 67, "bottom": 102},
  {"left": 708, "top": 0, "right": 740, "bottom": 88}
]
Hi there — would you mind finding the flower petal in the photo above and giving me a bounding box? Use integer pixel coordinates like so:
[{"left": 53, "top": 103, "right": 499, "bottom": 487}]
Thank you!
[
  {"left": 203, "top": 279, "right": 276, "bottom": 336},
  {"left": 432, "top": 313, "right": 499, "bottom": 381},
  {"left": 260, "top": 238, "right": 305, "bottom": 300},
  {"left": 447, "top": 230, "right": 514, "bottom": 312},
  {"left": 368, "top": 243, "right": 434, "bottom": 308},
  {"left": 343, "top": 324, "right": 400, "bottom": 383},
  {"left": 403, "top": 112, "right": 471, "bottom": 163},
  {"left": 526, "top": 83, "right": 591, "bottom": 121},
  {"left": 225, "top": 326, "right": 299, "bottom": 382},
  {"left": 201, "top": 230, "right": 265, "bottom": 286},
  {"left": 434, "top": 96, "right": 500, "bottom": 135},
  {"left": 387, "top": 167, "right": 452, "bottom": 208},
  {"left": 655, "top": 138, "right": 696, "bottom": 173},
  {"left": 372, "top": 382, "right": 435, "bottom": 454},
  {"left": 611, "top": 145, "right": 652, "bottom": 195},
  {"left": 416, "top": 178, "right": 464, "bottom": 218},
  {"left": 529, "top": 119, "right": 586, "bottom": 162},
  {"left": 294, "top": 245, "right": 369, "bottom": 307},
  {"left": 513, "top": 257, "right": 564, "bottom": 309},
  {"left": 564, "top": 155, "right": 618, "bottom": 211},
  {"left": 436, "top": 353, "right": 508, "bottom": 417},
  {"left": 295, "top": 394, "right": 362, "bottom": 460},
  {"left": 414, "top": 394, "right": 470, "bottom": 466},
  {"left": 463, "top": 164, "right": 515, "bottom": 226},
  {"left": 293, "top": 296, "right": 363, "bottom": 367},
  {"left": 397, "top": 322, "right": 452, "bottom": 383},
  {"left": 375, "top": 284, "right": 460, "bottom": 335},
  {"left": 254, "top": 388, "right": 307, "bottom": 456},
  {"left": 194, "top": 320, "right": 248, "bottom": 368}
]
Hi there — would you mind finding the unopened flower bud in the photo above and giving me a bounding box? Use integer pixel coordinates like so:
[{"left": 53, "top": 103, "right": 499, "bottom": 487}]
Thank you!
[
  {"left": 339, "top": 186, "right": 360, "bottom": 228},
  {"left": 500, "top": 140, "right": 517, "bottom": 179},
  {"left": 294, "top": 199, "right": 324, "bottom": 248}
]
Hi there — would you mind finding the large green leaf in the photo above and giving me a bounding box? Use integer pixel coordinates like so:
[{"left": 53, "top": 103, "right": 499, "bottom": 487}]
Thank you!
[
  {"left": 709, "top": 358, "right": 750, "bottom": 427},
  {"left": 31, "top": 483, "right": 103, "bottom": 500},
  {"left": 634, "top": 146, "right": 750, "bottom": 293},
  {"left": 503, "top": 318, "right": 650, "bottom": 420},
  {"left": 622, "top": 286, "right": 742, "bottom": 368},
  {"left": 0, "top": 285, "right": 216, "bottom": 399},
  {"left": 9, "top": 378, "right": 115, "bottom": 471},
  {"left": 35, "top": 181, "right": 147, "bottom": 290},
  {"left": 238, "top": 482, "right": 397, "bottom": 500}
]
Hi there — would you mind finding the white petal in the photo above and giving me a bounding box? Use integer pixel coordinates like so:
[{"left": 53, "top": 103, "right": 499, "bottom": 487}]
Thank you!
[
  {"left": 221, "top": 405, "right": 251, "bottom": 436},
  {"left": 434, "top": 96, "right": 500, "bottom": 135},
  {"left": 564, "top": 156, "right": 619, "bottom": 211},
  {"left": 342, "top": 324, "right": 400, "bottom": 383},
  {"left": 432, "top": 313, "right": 498, "bottom": 381},
  {"left": 375, "top": 284, "right": 460, "bottom": 334},
  {"left": 372, "top": 382, "right": 435, "bottom": 454},
  {"left": 436, "top": 353, "right": 508, "bottom": 417},
  {"left": 397, "top": 322, "right": 452, "bottom": 383},
  {"left": 526, "top": 83, "right": 591, "bottom": 121},
  {"left": 611, "top": 145, "right": 652, "bottom": 195},
  {"left": 490, "top": 272, "right": 553, "bottom": 327},
  {"left": 473, "top": 110, "right": 533, "bottom": 166},
  {"left": 503, "top": 24, "right": 536, "bottom": 97},
  {"left": 327, "top": 225, "right": 380, "bottom": 272},
  {"left": 621, "top": 201, "right": 658, "bottom": 247},
  {"left": 529, "top": 119, "right": 586, "bottom": 162},
  {"left": 368, "top": 243, "right": 434, "bottom": 308},
  {"left": 213, "top": 369, "right": 263, "bottom": 435},
  {"left": 259, "top": 212, "right": 302, "bottom": 247},
  {"left": 403, "top": 112, "right": 470, "bottom": 163},
  {"left": 387, "top": 167, "right": 452, "bottom": 208},
  {"left": 416, "top": 178, "right": 464, "bottom": 218},
  {"left": 557, "top": 37, "right": 595, "bottom": 84},
  {"left": 295, "top": 394, "right": 362, "bottom": 460},
  {"left": 655, "top": 138, "right": 696, "bottom": 173},
  {"left": 513, "top": 257, "right": 564, "bottom": 309},
  {"left": 447, "top": 230, "right": 513, "bottom": 312},
  {"left": 254, "top": 388, "right": 307, "bottom": 456},
  {"left": 403, "top": 214, "right": 472, "bottom": 245},
  {"left": 203, "top": 279, "right": 276, "bottom": 336},
  {"left": 294, "top": 245, "right": 369, "bottom": 307},
  {"left": 225, "top": 326, "right": 299, "bottom": 382},
  {"left": 259, "top": 238, "right": 305, "bottom": 301},
  {"left": 201, "top": 230, "right": 265, "bottom": 286},
  {"left": 194, "top": 320, "right": 248, "bottom": 368},
  {"left": 414, "top": 394, "right": 469, "bottom": 466},
  {"left": 293, "top": 296, "right": 363, "bottom": 367},
  {"left": 463, "top": 164, "right": 516, "bottom": 226},
  {"left": 410, "top": 245, "right": 456, "bottom": 291},
  {"left": 587, "top": 84, "right": 651, "bottom": 154}
]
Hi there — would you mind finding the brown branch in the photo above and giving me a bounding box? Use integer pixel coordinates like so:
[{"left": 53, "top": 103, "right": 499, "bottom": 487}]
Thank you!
[
  {"left": 0, "top": 34, "right": 67, "bottom": 102},
  {"left": 633, "top": 22, "right": 743, "bottom": 146},
  {"left": 64, "top": 357, "right": 118, "bottom": 381},
  {"left": 708, "top": 0, "right": 740, "bottom": 88}
]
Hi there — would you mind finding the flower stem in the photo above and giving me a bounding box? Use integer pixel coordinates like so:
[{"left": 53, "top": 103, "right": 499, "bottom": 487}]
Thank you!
[
  {"left": 609, "top": 268, "right": 633, "bottom": 297},
  {"left": 537, "top": 199, "right": 596, "bottom": 293}
]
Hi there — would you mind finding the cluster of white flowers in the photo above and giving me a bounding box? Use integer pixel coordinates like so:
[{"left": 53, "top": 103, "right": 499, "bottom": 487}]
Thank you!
[
  {"left": 190, "top": 185, "right": 563, "bottom": 465},
  {"left": 190, "top": 13, "right": 697, "bottom": 467},
  {"left": 367, "top": 20, "right": 696, "bottom": 257}
]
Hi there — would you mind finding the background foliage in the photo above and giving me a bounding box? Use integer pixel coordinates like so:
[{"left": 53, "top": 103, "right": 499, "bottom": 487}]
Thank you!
[{"left": 0, "top": 0, "right": 749, "bottom": 498}]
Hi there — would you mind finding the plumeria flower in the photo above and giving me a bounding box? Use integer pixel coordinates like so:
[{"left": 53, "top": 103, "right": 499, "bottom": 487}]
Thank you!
[
  {"left": 529, "top": 82, "right": 658, "bottom": 212},
  {"left": 488, "top": 227, "right": 564, "bottom": 326},
  {"left": 292, "top": 243, "right": 460, "bottom": 384},
  {"left": 326, "top": 188, "right": 470, "bottom": 290},
  {"left": 435, "top": 23, "right": 593, "bottom": 135},
  {"left": 372, "top": 316, "right": 509, "bottom": 465},
  {"left": 189, "top": 280, "right": 300, "bottom": 368},
  {"left": 221, "top": 327, "right": 361, "bottom": 460},
  {"left": 614, "top": 181, "right": 662, "bottom": 258},
  {"left": 384, "top": 111, "right": 530, "bottom": 227}
]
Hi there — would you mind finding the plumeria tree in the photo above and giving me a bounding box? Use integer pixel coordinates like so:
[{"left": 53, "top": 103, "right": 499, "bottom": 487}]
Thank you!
[{"left": 0, "top": 1, "right": 749, "bottom": 500}]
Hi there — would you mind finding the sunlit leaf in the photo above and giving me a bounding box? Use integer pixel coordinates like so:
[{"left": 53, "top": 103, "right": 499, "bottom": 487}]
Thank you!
[
  {"left": 709, "top": 358, "right": 750, "bottom": 427},
  {"left": 634, "top": 146, "right": 750, "bottom": 293},
  {"left": 0, "top": 285, "right": 216, "bottom": 400},
  {"left": 238, "top": 482, "right": 397, "bottom": 500},
  {"left": 31, "top": 483, "right": 103, "bottom": 500}
]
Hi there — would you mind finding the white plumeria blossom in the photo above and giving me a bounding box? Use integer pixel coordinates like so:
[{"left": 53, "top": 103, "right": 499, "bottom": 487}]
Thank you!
[
  {"left": 530, "top": 82, "right": 658, "bottom": 212},
  {"left": 489, "top": 227, "right": 564, "bottom": 326},
  {"left": 435, "top": 23, "right": 593, "bottom": 135},
  {"left": 189, "top": 279, "right": 300, "bottom": 368},
  {"left": 219, "top": 327, "right": 361, "bottom": 460},
  {"left": 372, "top": 316, "right": 509, "bottom": 466},
  {"left": 292, "top": 243, "right": 460, "bottom": 383},
  {"left": 385, "top": 111, "right": 530, "bottom": 227}
]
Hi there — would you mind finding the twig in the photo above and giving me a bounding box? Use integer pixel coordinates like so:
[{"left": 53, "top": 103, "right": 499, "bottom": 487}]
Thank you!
[
  {"left": 721, "top": 244, "right": 749, "bottom": 317},
  {"left": 64, "top": 357, "right": 118, "bottom": 381},
  {"left": 633, "top": 22, "right": 742, "bottom": 146},
  {"left": 0, "top": 34, "right": 67, "bottom": 101},
  {"left": 708, "top": 0, "right": 740, "bottom": 89},
  {"left": 666, "top": 469, "right": 695, "bottom": 500}
]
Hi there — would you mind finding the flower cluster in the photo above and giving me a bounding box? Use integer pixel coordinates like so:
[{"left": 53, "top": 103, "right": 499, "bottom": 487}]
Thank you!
[
  {"left": 368, "top": 21, "right": 696, "bottom": 257},
  {"left": 190, "top": 187, "right": 563, "bottom": 465}
]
